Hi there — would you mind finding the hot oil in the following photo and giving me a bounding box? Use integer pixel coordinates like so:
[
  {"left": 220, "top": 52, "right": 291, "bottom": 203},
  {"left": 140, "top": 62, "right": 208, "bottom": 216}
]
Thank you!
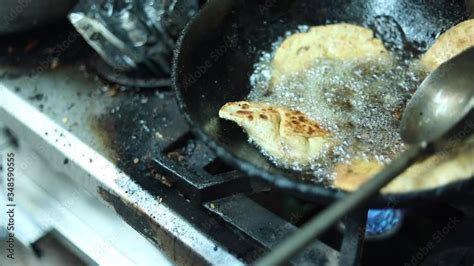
[{"left": 248, "top": 33, "right": 429, "bottom": 183}]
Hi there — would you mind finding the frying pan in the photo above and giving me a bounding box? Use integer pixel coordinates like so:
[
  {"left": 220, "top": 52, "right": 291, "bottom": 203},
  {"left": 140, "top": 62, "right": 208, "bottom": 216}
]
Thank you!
[{"left": 173, "top": 0, "right": 474, "bottom": 207}]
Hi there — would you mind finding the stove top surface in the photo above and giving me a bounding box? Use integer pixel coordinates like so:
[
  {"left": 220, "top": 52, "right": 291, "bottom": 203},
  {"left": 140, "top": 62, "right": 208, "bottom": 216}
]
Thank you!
[{"left": 1, "top": 23, "right": 473, "bottom": 266}]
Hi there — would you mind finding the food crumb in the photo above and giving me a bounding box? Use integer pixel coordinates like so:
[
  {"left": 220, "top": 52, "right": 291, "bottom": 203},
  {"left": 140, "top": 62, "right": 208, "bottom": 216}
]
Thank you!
[
  {"left": 108, "top": 84, "right": 120, "bottom": 97},
  {"left": 51, "top": 58, "right": 60, "bottom": 69},
  {"left": 24, "top": 40, "right": 39, "bottom": 52},
  {"left": 160, "top": 176, "right": 173, "bottom": 187},
  {"left": 62, "top": 117, "right": 69, "bottom": 124},
  {"left": 210, "top": 203, "right": 216, "bottom": 209},
  {"left": 155, "top": 131, "right": 164, "bottom": 139},
  {"left": 133, "top": 158, "right": 140, "bottom": 164}
]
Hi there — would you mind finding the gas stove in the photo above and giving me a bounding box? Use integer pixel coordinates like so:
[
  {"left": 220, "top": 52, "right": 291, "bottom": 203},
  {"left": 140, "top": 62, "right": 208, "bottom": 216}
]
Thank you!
[{"left": 1, "top": 23, "right": 473, "bottom": 266}]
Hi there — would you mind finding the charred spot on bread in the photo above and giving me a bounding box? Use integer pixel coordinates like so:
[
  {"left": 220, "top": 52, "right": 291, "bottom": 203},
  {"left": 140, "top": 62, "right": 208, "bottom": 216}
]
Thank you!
[{"left": 236, "top": 110, "right": 253, "bottom": 115}]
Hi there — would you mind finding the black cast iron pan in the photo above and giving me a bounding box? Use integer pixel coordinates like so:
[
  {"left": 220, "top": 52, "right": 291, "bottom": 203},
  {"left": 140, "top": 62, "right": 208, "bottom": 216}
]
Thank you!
[{"left": 173, "top": 0, "right": 474, "bottom": 208}]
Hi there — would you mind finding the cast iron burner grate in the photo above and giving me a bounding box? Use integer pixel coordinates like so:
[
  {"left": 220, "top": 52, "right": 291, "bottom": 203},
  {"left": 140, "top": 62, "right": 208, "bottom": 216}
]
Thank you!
[
  {"left": 96, "top": 87, "right": 474, "bottom": 265},
  {"left": 2, "top": 22, "right": 472, "bottom": 266},
  {"left": 95, "top": 89, "right": 345, "bottom": 265},
  {"left": 150, "top": 108, "right": 353, "bottom": 265}
]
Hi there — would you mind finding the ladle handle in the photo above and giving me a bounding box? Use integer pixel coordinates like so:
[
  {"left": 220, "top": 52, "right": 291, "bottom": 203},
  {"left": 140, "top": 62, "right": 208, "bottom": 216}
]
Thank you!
[{"left": 255, "top": 144, "right": 429, "bottom": 266}]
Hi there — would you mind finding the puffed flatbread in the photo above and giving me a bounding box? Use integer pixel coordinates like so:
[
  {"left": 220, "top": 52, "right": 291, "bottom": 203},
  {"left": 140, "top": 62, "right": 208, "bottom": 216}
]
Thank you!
[
  {"left": 336, "top": 19, "right": 474, "bottom": 192},
  {"left": 271, "top": 23, "right": 388, "bottom": 84},
  {"left": 334, "top": 136, "right": 474, "bottom": 193},
  {"left": 219, "top": 22, "right": 473, "bottom": 193},
  {"left": 219, "top": 101, "right": 332, "bottom": 167},
  {"left": 421, "top": 19, "right": 474, "bottom": 71},
  {"left": 223, "top": 23, "right": 388, "bottom": 168}
]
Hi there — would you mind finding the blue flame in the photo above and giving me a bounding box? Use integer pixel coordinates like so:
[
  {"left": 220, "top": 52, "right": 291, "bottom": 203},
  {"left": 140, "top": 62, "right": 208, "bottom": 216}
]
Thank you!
[{"left": 365, "top": 209, "right": 403, "bottom": 238}]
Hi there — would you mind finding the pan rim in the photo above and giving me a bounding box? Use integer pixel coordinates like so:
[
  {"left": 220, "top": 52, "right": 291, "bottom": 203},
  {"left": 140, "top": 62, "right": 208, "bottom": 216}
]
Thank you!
[{"left": 171, "top": 0, "right": 474, "bottom": 207}]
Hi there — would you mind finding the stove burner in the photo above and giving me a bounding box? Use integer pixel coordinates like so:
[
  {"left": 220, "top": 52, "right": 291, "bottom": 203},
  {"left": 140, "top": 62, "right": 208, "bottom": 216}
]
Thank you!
[
  {"left": 366, "top": 209, "right": 403, "bottom": 239},
  {"left": 89, "top": 56, "right": 171, "bottom": 88}
]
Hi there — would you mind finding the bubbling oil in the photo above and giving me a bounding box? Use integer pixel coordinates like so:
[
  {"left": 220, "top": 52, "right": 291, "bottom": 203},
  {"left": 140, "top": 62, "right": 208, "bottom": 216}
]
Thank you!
[{"left": 248, "top": 34, "right": 428, "bottom": 182}]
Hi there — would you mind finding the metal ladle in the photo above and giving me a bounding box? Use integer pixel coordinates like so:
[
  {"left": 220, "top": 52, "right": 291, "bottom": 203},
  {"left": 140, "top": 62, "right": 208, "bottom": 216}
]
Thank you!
[{"left": 256, "top": 47, "right": 474, "bottom": 266}]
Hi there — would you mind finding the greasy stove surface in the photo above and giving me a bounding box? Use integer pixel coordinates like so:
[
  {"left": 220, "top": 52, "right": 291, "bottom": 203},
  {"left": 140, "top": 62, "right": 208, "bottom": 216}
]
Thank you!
[{"left": 1, "top": 23, "right": 473, "bottom": 266}]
